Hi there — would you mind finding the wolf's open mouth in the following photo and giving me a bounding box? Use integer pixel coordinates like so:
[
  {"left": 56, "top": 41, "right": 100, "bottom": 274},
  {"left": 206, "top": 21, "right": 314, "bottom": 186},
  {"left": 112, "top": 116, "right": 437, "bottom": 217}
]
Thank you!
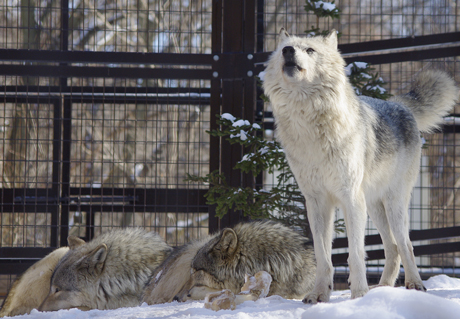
[
  {"left": 284, "top": 61, "right": 297, "bottom": 67},
  {"left": 283, "top": 62, "right": 302, "bottom": 73}
]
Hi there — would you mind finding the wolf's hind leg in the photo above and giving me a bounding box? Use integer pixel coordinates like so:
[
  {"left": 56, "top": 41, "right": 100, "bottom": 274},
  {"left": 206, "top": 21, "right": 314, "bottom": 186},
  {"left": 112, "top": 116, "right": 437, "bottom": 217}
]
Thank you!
[
  {"left": 384, "top": 196, "right": 426, "bottom": 291},
  {"left": 302, "top": 196, "right": 335, "bottom": 304},
  {"left": 367, "top": 201, "right": 401, "bottom": 287}
]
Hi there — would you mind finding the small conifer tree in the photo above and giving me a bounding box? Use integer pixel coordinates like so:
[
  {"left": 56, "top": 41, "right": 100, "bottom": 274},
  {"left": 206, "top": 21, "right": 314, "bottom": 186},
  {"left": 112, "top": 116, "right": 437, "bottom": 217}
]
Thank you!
[
  {"left": 304, "top": 0, "right": 341, "bottom": 37},
  {"left": 345, "top": 62, "right": 391, "bottom": 100}
]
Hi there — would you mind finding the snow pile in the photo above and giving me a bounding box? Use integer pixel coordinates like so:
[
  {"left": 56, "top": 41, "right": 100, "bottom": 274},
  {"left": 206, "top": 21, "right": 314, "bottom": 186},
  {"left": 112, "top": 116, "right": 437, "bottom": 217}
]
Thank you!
[{"left": 6, "top": 275, "right": 460, "bottom": 319}]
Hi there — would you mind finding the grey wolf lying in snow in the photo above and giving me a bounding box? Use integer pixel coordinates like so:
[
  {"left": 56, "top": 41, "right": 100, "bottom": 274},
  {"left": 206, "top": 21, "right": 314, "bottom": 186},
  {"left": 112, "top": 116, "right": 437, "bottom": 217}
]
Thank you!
[
  {"left": 0, "top": 247, "right": 69, "bottom": 317},
  {"left": 142, "top": 220, "right": 316, "bottom": 303},
  {"left": 38, "top": 228, "right": 172, "bottom": 311}
]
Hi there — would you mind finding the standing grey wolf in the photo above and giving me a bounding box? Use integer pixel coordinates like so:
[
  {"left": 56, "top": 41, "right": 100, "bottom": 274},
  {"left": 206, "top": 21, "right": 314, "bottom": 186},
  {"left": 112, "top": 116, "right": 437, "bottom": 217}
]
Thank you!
[
  {"left": 38, "top": 228, "right": 172, "bottom": 311},
  {"left": 173, "top": 220, "right": 316, "bottom": 301},
  {"left": 0, "top": 247, "right": 69, "bottom": 317},
  {"left": 263, "top": 29, "right": 459, "bottom": 304}
]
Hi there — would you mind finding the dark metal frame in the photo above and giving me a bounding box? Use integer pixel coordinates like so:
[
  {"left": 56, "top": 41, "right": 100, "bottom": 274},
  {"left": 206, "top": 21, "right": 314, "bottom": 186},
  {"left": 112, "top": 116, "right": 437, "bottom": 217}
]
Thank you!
[
  {"left": 332, "top": 227, "right": 460, "bottom": 265},
  {"left": 253, "top": 31, "right": 460, "bottom": 75}
]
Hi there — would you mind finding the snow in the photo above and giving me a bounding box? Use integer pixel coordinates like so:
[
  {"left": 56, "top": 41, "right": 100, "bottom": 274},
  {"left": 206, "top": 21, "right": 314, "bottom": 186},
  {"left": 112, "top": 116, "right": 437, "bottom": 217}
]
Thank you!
[
  {"left": 6, "top": 275, "right": 460, "bottom": 319},
  {"left": 232, "top": 119, "right": 250, "bottom": 127},
  {"left": 239, "top": 153, "right": 254, "bottom": 163},
  {"left": 344, "top": 62, "right": 368, "bottom": 76},
  {"left": 366, "top": 84, "right": 386, "bottom": 94},
  {"left": 309, "top": 0, "right": 337, "bottom": 12},
  {"left": 230, "top": 130, "right": 248, "bottom": 141},
  {"left": 259, "top": 146, "right": 269, "bottom": 155},
  {"left": 221, "top": 113, "right": 236, "bottom": 122},
  {"left": 353, "top": 62, "right": 369, "bottom": 69},
  {"left": 258, "top": 71, "right": 266, "bottom": 82}
]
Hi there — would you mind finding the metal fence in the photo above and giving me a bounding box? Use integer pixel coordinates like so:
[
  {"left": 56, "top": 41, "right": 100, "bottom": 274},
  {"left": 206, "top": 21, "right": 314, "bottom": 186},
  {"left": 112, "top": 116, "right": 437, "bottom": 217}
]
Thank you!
[
  {"left": 0, "top": 0, "right": 217, "bottom": 300},
  {"left": 1, "top": 0, "right": 460, "bottom": 301}
]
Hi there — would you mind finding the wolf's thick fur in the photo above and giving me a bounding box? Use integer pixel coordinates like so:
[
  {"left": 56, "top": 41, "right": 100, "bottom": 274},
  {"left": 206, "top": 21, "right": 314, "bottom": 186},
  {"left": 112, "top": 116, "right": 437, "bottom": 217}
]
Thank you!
[
  {"left": 0, "top": 247, "right": 69, "bottom": 317},
  {"left": 142, "top": 237, "right": 210, "bottom": 304},
  {"left": 174, "top": 220, "right": 316, "bottom": 301},
  {"left": 38, "top": 228, "right": 172, "bottom": 311},
  {"left": 263, "top": 29, "right": 458, "bottom": 303}
]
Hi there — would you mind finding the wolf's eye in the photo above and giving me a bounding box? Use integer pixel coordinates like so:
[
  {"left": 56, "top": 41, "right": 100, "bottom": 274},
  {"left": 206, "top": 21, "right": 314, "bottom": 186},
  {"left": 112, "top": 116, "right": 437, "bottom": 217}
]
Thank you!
[
  {"left": 54, "top": 287, "right": 60, "bottom": 293},
  {"left": 305, "top": 48, "right": 315, "bottom": 54}
]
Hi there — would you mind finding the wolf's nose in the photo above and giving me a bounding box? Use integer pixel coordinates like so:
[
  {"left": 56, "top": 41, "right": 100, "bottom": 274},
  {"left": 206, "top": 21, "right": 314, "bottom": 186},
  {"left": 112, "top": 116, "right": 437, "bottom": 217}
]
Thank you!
[
  {"left": 282, "top": 46, "right": 295, "bottom": 56},
  {"left": 173, "top": 295, "right": 180, "bottom": 302}
]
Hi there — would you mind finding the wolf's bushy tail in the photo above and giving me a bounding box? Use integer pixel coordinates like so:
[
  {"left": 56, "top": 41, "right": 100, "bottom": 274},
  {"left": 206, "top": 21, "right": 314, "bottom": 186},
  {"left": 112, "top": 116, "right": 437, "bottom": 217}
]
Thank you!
[{"left": 392, "top": 69, "right": 459, "bottom": 133}]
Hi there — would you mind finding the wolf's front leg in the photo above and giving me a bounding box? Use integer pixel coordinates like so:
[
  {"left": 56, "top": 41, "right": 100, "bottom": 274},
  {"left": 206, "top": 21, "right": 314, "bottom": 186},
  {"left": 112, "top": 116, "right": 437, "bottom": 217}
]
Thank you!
[
  {"left": 302, "top": 197, "right": 335, "bottom": 304},
  {"left": 342, "top": 191, "right": 369, "bottom": 299}
]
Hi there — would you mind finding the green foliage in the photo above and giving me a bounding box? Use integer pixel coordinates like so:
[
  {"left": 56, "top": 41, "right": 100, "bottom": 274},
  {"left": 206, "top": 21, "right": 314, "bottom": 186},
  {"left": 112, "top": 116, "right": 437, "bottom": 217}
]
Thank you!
[
  {"left": 305, "top": 26, "right": 342, "bottom": 38},
  {"left": 257, "top": 76, "right": 270, "bottom": 103},
  {"left": 185, "top": 114, "right": 288, "bottom": 220},
  {"left": 304, "top": 0, "right": 341, "bottom": 37},
  {"left": 346, "top": 62, "right": 392, "bottom": 100},
  {"left": 185, "top": 171, "right": 281, "bottom": 220},
  {"left": 304, "top": 0, "right": 341, "bottom": 19},
  {"left": 206, "top": 115, "right": 284, "bottom": 176}
]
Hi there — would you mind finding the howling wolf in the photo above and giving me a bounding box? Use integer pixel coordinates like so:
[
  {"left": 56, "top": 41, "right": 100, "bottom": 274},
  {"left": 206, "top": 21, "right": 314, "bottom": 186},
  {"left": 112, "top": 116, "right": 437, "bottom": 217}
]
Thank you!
[
  {"left": 263, "top": 29, "right": 458, "bottom": 303},
  {"left": 38, "top": 228, "right": 172, "bottom": 311}
]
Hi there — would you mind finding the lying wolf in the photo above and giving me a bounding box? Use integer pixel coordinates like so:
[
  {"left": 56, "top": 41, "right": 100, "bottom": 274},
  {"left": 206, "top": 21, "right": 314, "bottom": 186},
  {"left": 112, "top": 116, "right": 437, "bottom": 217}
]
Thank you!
[
  {"left": 38, "top": 228, "right": 172, "bottom": 311},
  {"left": 0, "top": 247, "right": 69, "bottom": 317},
  {"left": 142, "top": 220, "right": 316, "bottom": 303},
  {"left": 263, "top": 29, "right": 459, "bottom": 303},
  {"left": 142, "top": 237, "right": 211, "bottom": 304}
]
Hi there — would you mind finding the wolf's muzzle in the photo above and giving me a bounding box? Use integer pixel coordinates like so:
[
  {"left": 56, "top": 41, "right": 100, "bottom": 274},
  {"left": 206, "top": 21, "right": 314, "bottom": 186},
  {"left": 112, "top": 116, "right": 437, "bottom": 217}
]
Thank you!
[
  {"left": 282, "top": 46, "right": 295, "bottom": 58},
  {"left": 282, "top": 46, "right": 300, "bottom": 75}
]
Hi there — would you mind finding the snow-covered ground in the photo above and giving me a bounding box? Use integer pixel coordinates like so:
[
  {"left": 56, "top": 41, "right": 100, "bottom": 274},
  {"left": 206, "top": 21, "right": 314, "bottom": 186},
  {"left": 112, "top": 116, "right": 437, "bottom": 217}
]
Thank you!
[{"left": 8, "top": 275, "right": 460, "bottom": 319}]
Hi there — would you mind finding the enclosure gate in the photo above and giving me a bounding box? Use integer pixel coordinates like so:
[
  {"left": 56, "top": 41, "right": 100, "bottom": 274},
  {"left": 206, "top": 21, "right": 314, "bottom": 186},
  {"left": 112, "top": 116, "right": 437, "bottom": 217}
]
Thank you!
[{"left": 0, "top": 0, "right": 258, "bottom": 276}]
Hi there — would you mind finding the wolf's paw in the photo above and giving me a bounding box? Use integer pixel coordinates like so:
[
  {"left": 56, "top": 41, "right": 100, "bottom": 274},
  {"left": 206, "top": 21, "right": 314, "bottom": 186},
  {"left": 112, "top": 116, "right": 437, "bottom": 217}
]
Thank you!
[
  {"left": 350, "top": 287, "right": 368, "bottom": 299},
  {"left": 240, "top": 271, "right": 272, "bottom": 299},
  {"left": 302, "top": 291, "right": 330, "bottom": 304},
  {"left": 204, "top": 289, "right": 236, "bottom": 311},
  {"left": 405, "top": 281, "right": 427, "bottom": 292},
  {"left": 235, "top": 271, "right": 273, "bottom": 305}
]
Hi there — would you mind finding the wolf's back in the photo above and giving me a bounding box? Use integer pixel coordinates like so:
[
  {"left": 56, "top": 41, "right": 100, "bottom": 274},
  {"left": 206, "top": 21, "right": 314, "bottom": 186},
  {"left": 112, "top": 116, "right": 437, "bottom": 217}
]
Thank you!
[{"left": 392, "top": 70, "right": 458, "bottom": 132}]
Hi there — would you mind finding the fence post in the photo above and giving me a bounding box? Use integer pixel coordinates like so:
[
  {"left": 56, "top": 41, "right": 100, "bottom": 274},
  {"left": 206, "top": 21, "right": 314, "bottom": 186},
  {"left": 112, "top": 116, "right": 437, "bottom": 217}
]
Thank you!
[{"left": 209, "top": 0, "right": 257, "bottom": 232}]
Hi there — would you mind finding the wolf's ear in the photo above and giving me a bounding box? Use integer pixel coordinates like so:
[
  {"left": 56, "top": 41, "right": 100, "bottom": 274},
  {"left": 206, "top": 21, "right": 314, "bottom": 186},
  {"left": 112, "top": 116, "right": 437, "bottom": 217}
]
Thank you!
[
  {"left": 213, "top": 228, "right": 238, "bottom": 257},
  {"left": 279, "top": 28, "right": 290, "bottom": 43},
  {"left": 325, "top": 29, "right": 338, "bottom": 48},
  {"left": 68, "top": 236, "right": 86, "bottom": 250},
  {"left": 85, "top": 243, "right": 108, "bottom": 276}
]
